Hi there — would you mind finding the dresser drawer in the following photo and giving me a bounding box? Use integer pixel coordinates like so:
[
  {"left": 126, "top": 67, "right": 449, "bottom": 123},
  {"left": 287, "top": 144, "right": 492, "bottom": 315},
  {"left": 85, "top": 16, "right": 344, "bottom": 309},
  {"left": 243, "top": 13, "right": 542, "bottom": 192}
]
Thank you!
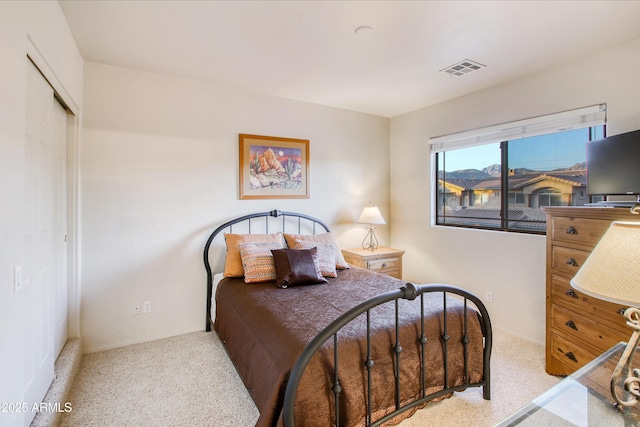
[
  {"left": 550, "top": 274, "right": 628, "bottom": 332},
  {"left": 550, "top": 304, "right": 628, "bottom": 354},
  {"left": 551, "top": 246, "right": 591, "bottom": 276},
  {"left": 550, "top": 216, "right": 611, "bottom": 247},
  {"left": 548, "top": 332, "right": 599, "bottom": 373}
]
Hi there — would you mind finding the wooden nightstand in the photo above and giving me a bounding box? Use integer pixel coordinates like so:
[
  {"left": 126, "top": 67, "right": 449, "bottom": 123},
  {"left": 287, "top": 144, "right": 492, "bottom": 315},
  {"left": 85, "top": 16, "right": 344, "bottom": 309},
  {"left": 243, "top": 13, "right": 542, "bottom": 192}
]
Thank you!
[{"left": 341, "top": 247, "right": 404, "bottom": 279}]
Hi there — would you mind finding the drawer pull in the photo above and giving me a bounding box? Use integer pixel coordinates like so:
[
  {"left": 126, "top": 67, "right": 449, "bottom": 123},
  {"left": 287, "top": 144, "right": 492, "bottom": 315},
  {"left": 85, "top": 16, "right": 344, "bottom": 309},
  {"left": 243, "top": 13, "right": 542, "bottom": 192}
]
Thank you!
[
  {"left": 381, "top": 263, "right": 387, "bottom": 268},
  {"left": 565, "top": 320, "right": 578, "bottom": 331},
  {"left": 565, "top": 289, "right": 579, "bottom": 298},
  {"left": 566, "top": 258, "right": 578, "bottom": 267},
  {"left": 566, "top": 226, "right": 578, "bottom": 235},
  {"left": 565, "top": 351, "right": 578, "bottom": 363},
  {"left": 619, "top": 308, "right": 628, "bottom": 316}
]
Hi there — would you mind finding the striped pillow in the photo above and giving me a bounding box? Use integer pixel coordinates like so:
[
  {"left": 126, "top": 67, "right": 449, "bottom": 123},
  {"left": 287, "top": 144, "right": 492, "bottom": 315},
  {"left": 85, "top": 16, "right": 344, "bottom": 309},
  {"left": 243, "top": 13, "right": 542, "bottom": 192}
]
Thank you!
[
  {"left": 223, "top": 232, "right": 284, "bottom": 277},
  {"left": 239, "top": 242, "right": 283, "bottom": 283}
]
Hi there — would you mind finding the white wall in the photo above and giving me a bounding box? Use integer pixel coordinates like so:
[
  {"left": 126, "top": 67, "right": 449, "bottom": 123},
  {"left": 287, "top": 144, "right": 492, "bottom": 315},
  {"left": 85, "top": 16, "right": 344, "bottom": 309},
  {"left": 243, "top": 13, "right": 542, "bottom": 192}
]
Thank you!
[
  {"left": 389, "top": 37, "right": 640, "bottom": 344},
  {"left": 80, "top": 62, "right": 391, "bottom": 352},
  {"left": 0, "top": 1, "right": 83, "bottom": 425}
]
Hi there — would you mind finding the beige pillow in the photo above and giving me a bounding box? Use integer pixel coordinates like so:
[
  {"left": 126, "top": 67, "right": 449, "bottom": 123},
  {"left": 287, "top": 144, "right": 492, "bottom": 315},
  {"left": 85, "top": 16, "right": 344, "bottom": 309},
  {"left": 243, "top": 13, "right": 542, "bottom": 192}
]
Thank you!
[
  {"left": 293, "top": 240, "right": 337, "bottom": 278},
  {"left": 224, "top": 232, "right": 284, "bottom": 277},
  {"left": 284, "top": 232, "right": 349, "bottom": 270}
]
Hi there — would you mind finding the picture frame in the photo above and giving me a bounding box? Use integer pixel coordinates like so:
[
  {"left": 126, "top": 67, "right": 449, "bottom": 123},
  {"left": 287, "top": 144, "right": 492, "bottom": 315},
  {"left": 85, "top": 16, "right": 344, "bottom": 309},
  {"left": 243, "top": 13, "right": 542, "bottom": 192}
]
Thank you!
[{"left": 239, "top": 134, "right": 310, "bottom": 199}]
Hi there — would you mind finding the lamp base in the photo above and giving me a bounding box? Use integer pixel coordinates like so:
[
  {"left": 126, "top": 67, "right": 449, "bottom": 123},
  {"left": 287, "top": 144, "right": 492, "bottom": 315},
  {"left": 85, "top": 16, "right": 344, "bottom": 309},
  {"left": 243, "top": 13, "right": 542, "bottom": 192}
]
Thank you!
[
  {"left": 612, "top": 307, "right": 640, "bottom": 407},
  {"left": 361, "top": 226, "right": 378, "bottom": 251}
]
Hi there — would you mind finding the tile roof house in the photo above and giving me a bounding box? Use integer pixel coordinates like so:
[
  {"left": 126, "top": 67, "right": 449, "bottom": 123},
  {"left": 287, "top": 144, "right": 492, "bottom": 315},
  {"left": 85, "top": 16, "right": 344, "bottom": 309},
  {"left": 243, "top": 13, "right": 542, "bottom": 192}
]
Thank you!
[{"left": 438, "top": 168, "right": 589, "bottom": 228}]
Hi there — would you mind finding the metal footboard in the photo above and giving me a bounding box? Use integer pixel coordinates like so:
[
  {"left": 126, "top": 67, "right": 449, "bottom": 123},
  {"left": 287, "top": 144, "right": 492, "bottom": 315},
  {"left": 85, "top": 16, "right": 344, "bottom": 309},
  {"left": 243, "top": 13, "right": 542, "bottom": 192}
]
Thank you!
[{"left": 282, "top": 282, "right": 492, "bottom": 427}]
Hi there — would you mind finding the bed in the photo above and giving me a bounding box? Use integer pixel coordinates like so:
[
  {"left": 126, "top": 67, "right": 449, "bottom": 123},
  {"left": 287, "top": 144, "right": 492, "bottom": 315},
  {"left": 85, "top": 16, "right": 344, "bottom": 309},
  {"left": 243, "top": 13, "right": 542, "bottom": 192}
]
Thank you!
[{"left": 204, "top": 210, "right": 492, "bottom": 427}]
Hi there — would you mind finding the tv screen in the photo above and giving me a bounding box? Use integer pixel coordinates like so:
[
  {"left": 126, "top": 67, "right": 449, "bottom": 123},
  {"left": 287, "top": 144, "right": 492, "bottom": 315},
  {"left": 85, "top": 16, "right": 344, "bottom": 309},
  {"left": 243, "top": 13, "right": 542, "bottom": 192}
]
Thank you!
[{"left": 587, "top": 129, "right": 640, "bottom": 196}]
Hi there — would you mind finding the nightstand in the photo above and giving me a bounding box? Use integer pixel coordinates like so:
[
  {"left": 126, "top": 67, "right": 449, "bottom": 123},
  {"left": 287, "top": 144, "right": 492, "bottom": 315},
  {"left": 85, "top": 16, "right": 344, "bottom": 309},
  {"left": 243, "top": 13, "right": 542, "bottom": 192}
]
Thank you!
[{"left": 341, "top": 247, "right": 404, "bottom": 279}]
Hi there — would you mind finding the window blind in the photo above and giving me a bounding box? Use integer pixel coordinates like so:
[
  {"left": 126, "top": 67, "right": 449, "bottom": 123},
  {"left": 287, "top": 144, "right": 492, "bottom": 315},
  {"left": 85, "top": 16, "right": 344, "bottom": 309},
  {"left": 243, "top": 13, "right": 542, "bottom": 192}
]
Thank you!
[{"left": 429, "top": 104, "right": 606, "bottom": 153}]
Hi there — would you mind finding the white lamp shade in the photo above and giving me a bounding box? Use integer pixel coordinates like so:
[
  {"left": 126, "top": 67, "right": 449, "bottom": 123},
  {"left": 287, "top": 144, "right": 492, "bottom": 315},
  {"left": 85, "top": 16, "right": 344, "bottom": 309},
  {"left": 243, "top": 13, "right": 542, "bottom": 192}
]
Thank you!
[
  {"left": 570, "top": 221, "right": 640, "bottom": 307},
  {"left": 357, "top": 206, "right": 386, "bottom": 225}
]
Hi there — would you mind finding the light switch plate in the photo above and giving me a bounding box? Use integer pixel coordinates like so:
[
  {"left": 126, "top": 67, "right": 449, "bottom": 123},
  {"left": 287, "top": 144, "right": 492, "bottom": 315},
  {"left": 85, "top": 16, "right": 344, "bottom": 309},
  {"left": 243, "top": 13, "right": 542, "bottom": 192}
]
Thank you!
[{"left": 14, "top": 266, "right": 22, "bottom": 294}]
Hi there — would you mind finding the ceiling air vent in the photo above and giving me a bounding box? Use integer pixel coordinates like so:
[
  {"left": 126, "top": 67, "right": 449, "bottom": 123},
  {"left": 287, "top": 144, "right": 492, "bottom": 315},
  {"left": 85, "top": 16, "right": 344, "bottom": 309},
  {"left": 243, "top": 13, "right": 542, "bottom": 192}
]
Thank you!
[{"left": 440, "top": 59, "right": 486, "bottom": 77}]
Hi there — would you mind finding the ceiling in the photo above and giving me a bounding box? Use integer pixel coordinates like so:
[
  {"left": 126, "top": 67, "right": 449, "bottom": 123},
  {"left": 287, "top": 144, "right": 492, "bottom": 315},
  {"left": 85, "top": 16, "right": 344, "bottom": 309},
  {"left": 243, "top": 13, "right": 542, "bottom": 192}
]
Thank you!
[{"left": 59, "top": 0, "right": 640, "bottom": 118}]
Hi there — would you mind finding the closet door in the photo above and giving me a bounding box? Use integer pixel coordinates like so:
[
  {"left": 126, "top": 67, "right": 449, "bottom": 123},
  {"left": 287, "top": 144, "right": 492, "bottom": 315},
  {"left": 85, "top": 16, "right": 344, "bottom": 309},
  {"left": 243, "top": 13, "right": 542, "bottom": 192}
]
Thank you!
[
  {"left": 23, "top": 59, "right": 56, "bottom": 425},
  {"left": 52, "top": 97, "right": 68, "bottom": 358}
]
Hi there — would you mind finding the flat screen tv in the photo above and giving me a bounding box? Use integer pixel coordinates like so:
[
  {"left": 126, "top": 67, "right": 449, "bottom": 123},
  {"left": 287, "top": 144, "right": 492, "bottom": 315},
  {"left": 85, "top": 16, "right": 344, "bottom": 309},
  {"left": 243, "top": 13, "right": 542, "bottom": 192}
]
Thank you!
[{"left": 586, "top": 128, "right": 640, "bottom": 198}]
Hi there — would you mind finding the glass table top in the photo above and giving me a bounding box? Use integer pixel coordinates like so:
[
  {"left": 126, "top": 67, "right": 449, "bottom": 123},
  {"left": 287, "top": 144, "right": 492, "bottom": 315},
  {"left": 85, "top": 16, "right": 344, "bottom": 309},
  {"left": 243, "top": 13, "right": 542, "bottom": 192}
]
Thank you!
[{"left": 496, "top": 342, "right": 640, "bottom": 426}]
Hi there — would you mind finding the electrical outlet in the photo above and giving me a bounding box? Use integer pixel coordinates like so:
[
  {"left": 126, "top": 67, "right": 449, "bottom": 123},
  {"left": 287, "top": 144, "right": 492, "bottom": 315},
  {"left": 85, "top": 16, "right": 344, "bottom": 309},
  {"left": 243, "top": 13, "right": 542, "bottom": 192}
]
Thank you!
[
  {"left": 143, "top": 301, "right": 151, "bottom": 314},
  {"left": 132, "top": 302, "right": 141, "bottom": 315},
  {"left": 485, "top": 291, "right": 493, "bottom": 303}
]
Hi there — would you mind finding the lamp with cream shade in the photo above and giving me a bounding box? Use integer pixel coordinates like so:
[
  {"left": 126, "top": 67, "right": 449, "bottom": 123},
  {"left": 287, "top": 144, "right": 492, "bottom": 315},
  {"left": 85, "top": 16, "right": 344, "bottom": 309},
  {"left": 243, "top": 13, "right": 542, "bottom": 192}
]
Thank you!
[
  {"left": 357, "top": 203, "right": 385, "bottom": 251},
  {"left": 570, "top": 221, "right": 640, "bottom": 407}
]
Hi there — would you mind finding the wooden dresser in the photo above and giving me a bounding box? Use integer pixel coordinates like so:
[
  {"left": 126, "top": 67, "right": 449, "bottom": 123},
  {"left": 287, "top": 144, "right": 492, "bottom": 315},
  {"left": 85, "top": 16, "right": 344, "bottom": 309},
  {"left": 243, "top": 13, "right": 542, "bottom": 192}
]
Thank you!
[
  {"left": 341, "top": 247, "right": 404, "bottom": 279},
  {"left": 543, "top": 206, "right": 640, "bottom": 376}
]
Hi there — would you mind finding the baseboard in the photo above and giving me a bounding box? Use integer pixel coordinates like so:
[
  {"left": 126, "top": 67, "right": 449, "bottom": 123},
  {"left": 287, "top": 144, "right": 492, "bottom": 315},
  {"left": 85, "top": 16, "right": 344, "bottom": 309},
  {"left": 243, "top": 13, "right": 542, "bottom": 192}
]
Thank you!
[
  {"left": 494, "top": 325, "right": 545, "bottom": 347},
  {"left": 83, "top": 328, "right": 205, "bottom": 354},
  {"left": 30, "top": 338, "right": 82, "bottom": 427}
]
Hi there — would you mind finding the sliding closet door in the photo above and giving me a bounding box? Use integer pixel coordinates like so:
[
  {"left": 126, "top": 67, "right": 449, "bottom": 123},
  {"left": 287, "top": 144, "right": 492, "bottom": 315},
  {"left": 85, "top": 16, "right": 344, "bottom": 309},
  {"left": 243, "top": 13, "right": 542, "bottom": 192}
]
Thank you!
[
  {"left": 52, "top": 96, "right": 68, "bottom": 358},
  {"left": 23, "top": 59, "right": 65, "bottom": 425}
]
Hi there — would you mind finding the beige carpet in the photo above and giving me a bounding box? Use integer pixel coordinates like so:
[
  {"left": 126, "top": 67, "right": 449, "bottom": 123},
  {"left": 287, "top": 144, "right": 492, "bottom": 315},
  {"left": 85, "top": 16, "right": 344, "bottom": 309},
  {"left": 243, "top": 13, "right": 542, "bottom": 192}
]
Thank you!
[{"left": 59, "top": 329, "right": 559, "bottom": 427}]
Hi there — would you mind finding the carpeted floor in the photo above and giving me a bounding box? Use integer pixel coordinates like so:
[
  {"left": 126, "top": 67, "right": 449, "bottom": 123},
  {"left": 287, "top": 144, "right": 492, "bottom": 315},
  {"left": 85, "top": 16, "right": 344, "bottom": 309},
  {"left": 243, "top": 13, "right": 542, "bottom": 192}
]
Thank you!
[{"left": 59, "top": 329, "right": 559, "bottom": 427}]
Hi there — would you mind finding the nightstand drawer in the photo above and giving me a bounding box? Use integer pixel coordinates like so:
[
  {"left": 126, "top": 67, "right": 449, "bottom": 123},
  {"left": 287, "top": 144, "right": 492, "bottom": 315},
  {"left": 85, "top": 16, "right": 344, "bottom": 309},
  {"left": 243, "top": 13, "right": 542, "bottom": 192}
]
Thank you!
[{"left": 367, "top": 257, "right": 399, "bottom": 271}]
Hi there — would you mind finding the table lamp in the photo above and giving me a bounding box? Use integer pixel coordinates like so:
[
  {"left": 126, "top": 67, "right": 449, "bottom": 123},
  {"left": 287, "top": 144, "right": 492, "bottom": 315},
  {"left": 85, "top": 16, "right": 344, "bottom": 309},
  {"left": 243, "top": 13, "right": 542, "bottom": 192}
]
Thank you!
[
  {"left": 357, "top": 203, "right": 385, "bottom": 251},
  {"left": 570, "top": 221, "right": 640, "bottom": 407}
]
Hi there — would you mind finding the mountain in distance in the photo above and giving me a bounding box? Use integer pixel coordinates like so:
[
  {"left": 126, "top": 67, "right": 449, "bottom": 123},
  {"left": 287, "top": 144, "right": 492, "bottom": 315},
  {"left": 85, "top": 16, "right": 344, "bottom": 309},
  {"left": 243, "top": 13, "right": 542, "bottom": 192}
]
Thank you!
[
  {"left": 438, "top": 164, "right": 501, "bottom": 180},
  {"left": 482, "top": 164, "right": 501, "bottom": 177},
  {"left": 440, "top": 162, "right": 586, "bottom": 180},
  {"left": 439, "top": 169, "right": 493, "bottom": 180},
  {"left": 560, "top": 162, "right": 586, "bottom": 171}
]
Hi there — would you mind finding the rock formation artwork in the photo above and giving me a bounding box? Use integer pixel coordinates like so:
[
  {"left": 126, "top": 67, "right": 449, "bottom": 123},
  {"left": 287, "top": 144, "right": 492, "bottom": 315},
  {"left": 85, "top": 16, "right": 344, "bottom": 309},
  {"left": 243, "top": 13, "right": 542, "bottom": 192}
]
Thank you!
[{"left": 249, "top": 146, "right": 302, "bottom": 190}]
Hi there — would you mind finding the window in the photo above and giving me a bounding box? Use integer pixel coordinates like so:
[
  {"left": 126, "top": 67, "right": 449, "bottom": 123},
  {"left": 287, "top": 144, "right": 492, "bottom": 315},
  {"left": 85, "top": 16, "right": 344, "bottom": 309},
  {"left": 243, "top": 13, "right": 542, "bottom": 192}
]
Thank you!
[
  {"left": 536, "top": 188, "right": 561, "bottom": 207},
  {"left": 508, "top": 191, "right": 525, "bottom": 206},
  {"left": 432, "top": 105, "right": 606, "bottom": 233}
]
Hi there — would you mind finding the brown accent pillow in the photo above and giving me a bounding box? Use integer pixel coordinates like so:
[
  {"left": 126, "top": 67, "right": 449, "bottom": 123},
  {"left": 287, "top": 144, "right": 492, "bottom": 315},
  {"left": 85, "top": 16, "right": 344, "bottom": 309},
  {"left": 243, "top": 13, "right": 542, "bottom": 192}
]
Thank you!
[
  {"left": 271, "top": 248, "right": 327, "bottom": 288},
  {"left": 224, "top": 232, "right": 284, "bottom": 277},
  {"left": 283, "top": 233, "right": 349, "bottom": 270}
]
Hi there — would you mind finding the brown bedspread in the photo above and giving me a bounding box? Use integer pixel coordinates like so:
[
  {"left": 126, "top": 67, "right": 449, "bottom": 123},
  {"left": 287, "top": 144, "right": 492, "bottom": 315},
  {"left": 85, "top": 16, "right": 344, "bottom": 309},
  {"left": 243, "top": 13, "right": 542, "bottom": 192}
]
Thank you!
[{"left": 214, "top": 267, "right": 485, "bottom": 427}]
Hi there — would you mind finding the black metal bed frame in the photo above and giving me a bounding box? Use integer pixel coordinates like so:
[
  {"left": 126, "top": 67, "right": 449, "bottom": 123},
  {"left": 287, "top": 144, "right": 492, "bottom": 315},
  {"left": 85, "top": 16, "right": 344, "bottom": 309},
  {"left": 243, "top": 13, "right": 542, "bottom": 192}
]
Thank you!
[
  {"left": 203, "top": 210, "right": 492, "bottom": 427},
  {"left": 203, "top": 209, "right": 330, "bottom": 332}
]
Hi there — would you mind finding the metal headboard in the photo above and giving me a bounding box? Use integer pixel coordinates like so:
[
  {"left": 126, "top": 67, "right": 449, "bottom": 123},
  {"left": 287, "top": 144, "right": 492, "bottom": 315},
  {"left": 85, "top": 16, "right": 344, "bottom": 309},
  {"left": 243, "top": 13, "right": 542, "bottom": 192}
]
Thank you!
[{"left": 203, "top": 210, "right": 331, "bottom": 331}]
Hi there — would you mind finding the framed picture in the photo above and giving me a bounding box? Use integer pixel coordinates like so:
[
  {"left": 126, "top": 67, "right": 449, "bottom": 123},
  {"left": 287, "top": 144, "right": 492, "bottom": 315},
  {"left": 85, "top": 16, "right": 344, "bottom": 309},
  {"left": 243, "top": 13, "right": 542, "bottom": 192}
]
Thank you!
[{"left": 239, "top": 134, "right": 310, "bottom": 199}]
